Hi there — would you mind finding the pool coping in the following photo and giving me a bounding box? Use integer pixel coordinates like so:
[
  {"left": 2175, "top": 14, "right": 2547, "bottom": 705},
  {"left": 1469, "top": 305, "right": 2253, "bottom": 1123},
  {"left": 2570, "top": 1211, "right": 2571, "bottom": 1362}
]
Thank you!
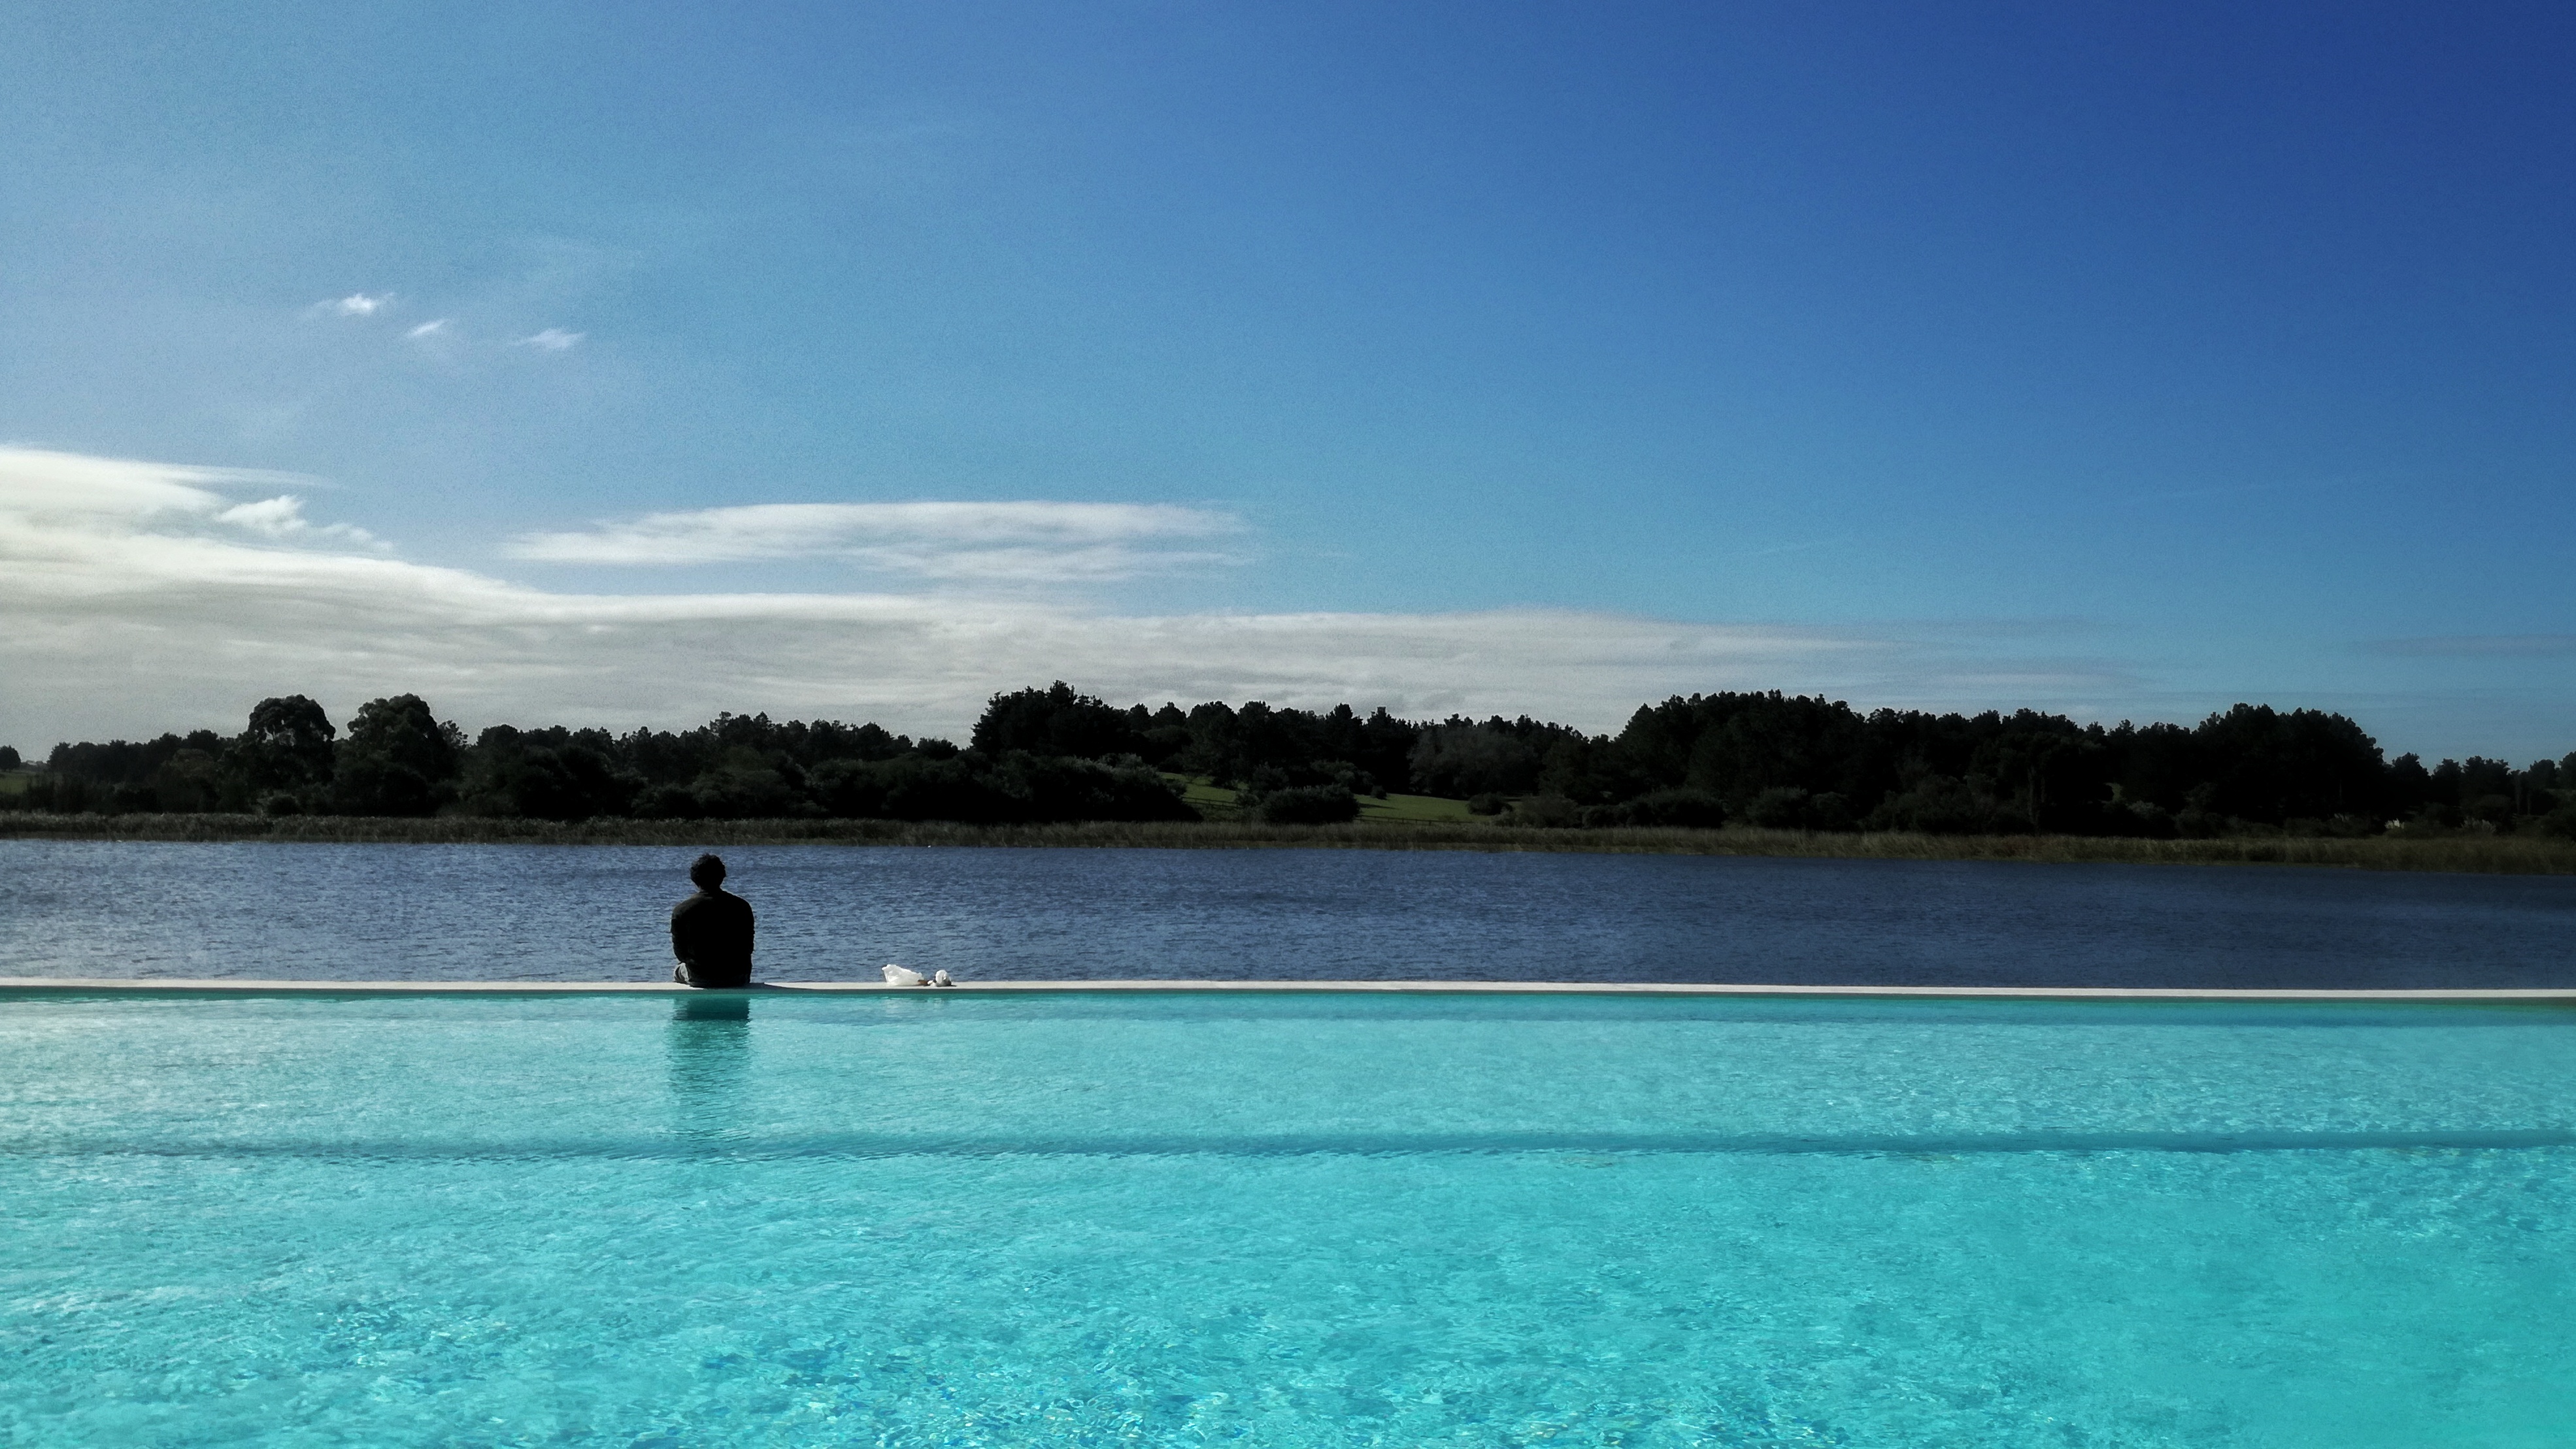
[{"left": 4, "top": 976, "right": 2574, "bottom": 1002}]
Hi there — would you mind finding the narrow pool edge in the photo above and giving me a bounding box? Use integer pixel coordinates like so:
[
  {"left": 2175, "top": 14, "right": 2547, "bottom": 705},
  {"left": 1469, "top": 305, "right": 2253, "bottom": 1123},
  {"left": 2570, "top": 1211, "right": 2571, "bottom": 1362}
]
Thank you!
[{"left": 4, "top": 977, "right": 2574, "bottom": 1002}]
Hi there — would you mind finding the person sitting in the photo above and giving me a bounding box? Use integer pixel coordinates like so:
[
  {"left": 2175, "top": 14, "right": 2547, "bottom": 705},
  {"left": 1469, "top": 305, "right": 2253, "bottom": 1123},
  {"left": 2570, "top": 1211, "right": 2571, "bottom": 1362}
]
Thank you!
[{"left": 670, "top": 852, "right": 755, "bottom": 988}]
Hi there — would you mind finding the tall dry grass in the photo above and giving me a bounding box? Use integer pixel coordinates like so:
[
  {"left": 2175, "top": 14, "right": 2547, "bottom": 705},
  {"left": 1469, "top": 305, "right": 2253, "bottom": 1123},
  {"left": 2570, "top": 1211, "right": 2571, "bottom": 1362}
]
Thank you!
[{"left": 4, "top": 811, "right": 2572, "bottom": 873}]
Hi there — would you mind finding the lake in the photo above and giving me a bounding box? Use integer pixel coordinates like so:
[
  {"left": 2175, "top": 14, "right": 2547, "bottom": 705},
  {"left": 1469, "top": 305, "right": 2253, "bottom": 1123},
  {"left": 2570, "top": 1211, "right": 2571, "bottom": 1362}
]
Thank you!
[{"left": 4, "top": 839, "right": 2571, "bottom": 986}]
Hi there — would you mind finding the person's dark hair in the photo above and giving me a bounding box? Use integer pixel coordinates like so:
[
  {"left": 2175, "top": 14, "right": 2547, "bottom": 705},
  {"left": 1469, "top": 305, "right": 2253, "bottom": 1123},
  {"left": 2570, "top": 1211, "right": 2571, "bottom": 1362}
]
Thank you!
[{"left": 689, "top": 853, "right": 726, "bottom": 889}]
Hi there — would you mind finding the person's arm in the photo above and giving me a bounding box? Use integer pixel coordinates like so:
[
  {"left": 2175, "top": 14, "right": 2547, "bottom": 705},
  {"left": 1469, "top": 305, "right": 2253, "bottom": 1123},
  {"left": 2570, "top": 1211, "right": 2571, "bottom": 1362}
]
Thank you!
[{"left": 670, "top": 901, "right": 692, "bottom": 963}]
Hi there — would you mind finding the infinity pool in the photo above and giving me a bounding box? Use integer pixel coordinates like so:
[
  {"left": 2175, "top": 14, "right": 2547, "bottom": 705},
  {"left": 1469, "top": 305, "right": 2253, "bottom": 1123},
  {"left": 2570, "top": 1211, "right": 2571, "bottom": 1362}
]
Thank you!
[{"left": 5, "top": 989, "right": 2574, "bottom": 1446}]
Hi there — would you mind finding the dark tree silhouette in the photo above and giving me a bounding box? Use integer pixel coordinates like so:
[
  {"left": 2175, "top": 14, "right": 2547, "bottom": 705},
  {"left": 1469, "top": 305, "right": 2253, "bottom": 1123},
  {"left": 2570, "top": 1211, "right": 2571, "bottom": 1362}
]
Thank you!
[
  {"left": 972, "top": 682, "right": 1139, "bottom": 759},
  {"left": 333, "top": 695, "right": 462, "bottom": 816},
  {"left": 238, "top": 695, "right": 338, "bottom": 795},
  {"left": 9, "top": 680, "right": 2568, "bottom": 835}
]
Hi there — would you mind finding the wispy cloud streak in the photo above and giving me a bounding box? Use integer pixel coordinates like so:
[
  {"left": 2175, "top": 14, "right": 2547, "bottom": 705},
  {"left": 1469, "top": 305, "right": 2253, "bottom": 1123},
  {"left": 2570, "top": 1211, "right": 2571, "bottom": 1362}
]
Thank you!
[{"left": 509, "top": 501, "right": 1247, "bottom": 580}]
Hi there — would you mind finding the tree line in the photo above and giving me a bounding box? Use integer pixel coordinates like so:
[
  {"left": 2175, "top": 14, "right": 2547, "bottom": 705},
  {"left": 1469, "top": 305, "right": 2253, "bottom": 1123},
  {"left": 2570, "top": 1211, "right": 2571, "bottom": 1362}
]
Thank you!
[{"left": 8, "top": 680, "right": 2575, "bottom": 838}]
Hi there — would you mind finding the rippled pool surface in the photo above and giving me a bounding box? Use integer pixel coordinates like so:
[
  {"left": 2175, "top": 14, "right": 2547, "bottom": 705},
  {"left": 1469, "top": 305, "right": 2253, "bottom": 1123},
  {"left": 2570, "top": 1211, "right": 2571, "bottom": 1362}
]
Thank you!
[{"left": 7, "top": 990, "right": 2575, "bottom": 1446}]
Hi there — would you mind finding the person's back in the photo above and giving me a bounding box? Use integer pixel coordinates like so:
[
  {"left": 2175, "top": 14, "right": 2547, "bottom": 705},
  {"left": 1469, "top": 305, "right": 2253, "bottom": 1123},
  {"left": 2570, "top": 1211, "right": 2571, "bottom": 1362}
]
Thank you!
[{"left": 671, "top": 853, "right": 756, "bottom": 988}]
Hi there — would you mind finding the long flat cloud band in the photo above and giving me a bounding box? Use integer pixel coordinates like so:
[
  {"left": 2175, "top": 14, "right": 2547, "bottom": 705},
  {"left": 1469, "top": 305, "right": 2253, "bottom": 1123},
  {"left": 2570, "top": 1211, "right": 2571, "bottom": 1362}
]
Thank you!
[
  {"left": 1, "top": 446, "right": 2124, "bottom": 742},
  {"left": 505, "top": 500, "right": 1248, "bottom": 580}
]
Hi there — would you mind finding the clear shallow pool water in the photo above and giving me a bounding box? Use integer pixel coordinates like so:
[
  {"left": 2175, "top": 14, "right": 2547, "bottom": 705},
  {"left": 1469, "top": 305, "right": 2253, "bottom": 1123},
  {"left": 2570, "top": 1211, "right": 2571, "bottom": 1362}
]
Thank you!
[
  {"left": 6, "top": 990, "right": 2575, "bottom": 1446},
  {"left": 6, "top": 839, "right": 2575, "bottom": 986}
]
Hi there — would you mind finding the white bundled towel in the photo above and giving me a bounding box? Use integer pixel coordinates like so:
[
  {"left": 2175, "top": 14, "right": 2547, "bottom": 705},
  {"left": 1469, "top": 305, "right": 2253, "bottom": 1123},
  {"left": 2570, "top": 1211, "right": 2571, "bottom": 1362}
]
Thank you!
[{"left": 882, "top": 964, "right": 926, "bottom": 986}]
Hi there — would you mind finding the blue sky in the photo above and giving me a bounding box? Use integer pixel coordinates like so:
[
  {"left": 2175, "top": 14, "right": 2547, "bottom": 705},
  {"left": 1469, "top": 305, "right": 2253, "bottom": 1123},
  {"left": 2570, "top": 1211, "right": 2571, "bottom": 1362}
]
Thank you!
[{"left": 3, "top": 1, "right": 2571, "bottom": 758}]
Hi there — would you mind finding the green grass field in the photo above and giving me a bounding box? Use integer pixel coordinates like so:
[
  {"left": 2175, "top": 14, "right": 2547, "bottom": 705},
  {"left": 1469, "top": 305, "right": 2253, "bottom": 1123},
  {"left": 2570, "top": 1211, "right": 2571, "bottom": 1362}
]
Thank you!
[
  {"left": 1359, "top": 791, "right": 1477, "bottom": 823},
  {"left": 1169, "top": 776, "right": 1247, "bottom": 818}
]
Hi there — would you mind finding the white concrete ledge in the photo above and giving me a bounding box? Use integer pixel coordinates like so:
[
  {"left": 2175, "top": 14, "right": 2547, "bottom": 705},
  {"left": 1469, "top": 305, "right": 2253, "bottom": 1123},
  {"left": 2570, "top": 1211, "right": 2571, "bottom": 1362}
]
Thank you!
[{"left": 3, "top": 976, "right": 2573, "bottom": 1002}]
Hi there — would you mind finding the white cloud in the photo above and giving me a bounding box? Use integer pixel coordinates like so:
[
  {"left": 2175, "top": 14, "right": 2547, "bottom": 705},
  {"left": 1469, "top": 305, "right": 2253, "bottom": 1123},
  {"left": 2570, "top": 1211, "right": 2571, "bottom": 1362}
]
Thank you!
[
  {"left": 508, "top": 501, "right": 1247, "bottom": 580},
  {"left": 3, "top": 448, "right": 292, "bottom": 522},
  {"left": 330, "top": 293, "right": 389, "bottom": 317},
  {"left": 518, "top": 327, "right": 583, "bottom": 350},
  {"left": 406, "top": 319, "right": 451, "bottom": 339},
  {"left": 0, "top": 446, "right": 2132, "bottom": 746},
  {"left": 0, "top": 447, "right": 375, "bottom": 548},
  {"left": 210, "top": 495, "right": 378, "bottom": 546}
]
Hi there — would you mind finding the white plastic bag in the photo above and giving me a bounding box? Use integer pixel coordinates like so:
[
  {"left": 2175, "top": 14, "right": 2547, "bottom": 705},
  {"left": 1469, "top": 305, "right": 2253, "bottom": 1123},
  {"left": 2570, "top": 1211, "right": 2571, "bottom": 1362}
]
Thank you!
[{"left": 881, "top": 963, "right": 926, "bottom": 986}]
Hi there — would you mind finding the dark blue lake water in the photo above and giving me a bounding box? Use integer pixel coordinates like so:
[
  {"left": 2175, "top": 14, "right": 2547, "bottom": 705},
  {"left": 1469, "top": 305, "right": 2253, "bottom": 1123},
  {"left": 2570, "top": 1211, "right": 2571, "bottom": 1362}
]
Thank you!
[{"left": 3, "top": 840, "right": 2571, "bottom": 988}]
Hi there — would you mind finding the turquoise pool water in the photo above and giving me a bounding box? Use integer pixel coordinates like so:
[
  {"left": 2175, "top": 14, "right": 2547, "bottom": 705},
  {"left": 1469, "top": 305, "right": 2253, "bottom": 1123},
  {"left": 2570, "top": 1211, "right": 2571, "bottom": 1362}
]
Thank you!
[{"left": 5, "top": 991, "right": 2574, "bottom": 1446}]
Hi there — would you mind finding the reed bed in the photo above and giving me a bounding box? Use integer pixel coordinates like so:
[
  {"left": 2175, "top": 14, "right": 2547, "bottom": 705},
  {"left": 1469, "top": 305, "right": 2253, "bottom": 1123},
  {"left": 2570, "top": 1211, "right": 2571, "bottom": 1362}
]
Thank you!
[{"left": 5, "top": 811, "right": 2572, "bottom": 873}]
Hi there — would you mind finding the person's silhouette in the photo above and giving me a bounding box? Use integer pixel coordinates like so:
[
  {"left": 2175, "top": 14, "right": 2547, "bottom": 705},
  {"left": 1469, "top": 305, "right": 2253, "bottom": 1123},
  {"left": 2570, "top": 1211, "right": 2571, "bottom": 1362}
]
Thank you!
[{"left": 669, "top": 852, "right": 756, "bottom": 988}]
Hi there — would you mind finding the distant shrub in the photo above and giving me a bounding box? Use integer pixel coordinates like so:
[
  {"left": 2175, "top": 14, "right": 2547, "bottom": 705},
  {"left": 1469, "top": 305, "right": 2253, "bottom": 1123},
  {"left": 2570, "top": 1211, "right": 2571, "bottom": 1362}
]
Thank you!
[
  {"left": 1579, "top": 789, "right": 1728, "bottom": 829},
  {"left": 14, "top": 776, "right": 76, "bottom": 812},
  {"left": 1864, "top": 776, "right": 2015, "bottom": 835},
  {"left": 1506, "top": 793, "right": 1582, "bottom": 828},
  {"left": 2096, "top": 800, "right": 2179, "bottom": 839},
  {"left": 2467, "top": 794, "right": 2518, "bottom": 829},
  {"left": 2283, "top": 814, "right": 2379, "bottom": 839},
  {"left": 2172, "top": 808, "right": 2226, "bottom": 839},
  {"left": 998, "top": 753, "right": 1200, "bottom": 824},
  {"left": 1260, "top": 784, "right": 1360, "bottom": 824},
  {"left": 1744, "top": 787, "right": 1811, "bottom": 829},
  {"left": 1410, "top": 724, "right": 1544, "bottom": 799},
  {"left": 1466, "top": 792, "right": 1509, "bottom": 816},
  {"left": 865, "top": 756, "right": 1013, "bottom": 823},
  {"left": 801, "top": 753, "right": 1194, "bottom": 825}
]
